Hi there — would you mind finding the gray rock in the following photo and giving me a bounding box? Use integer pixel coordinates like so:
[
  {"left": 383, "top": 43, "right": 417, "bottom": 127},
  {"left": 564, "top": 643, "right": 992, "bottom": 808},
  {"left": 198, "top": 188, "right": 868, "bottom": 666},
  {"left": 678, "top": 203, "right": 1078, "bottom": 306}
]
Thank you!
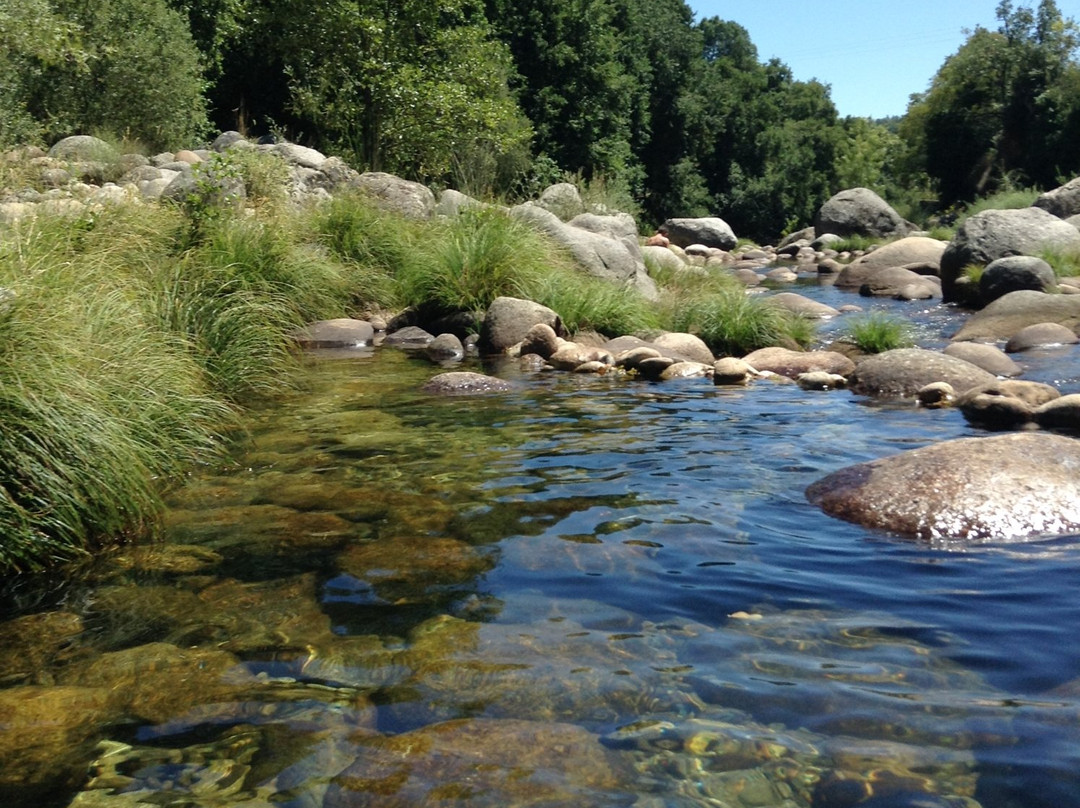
[
  {"left": 47, "top": 135, "right": 117, "bottom": 162},
  {"left": 421, "top": 372, "right": 515, "bottom": 395},
  {"left": 1005, "top": 322, "right": 1079, "bottom": 352},
  {"left": 548, "top": 343, "right": 613, "bottom": 370},
  {"left": 480, "top": 296, "right": 563, "bottom": 355},
  {"left": 355, "top": 172, "right": 435, "bottom": 219},
  {"left": 537, "top": 182, "right": 585, "bottom": 220},
  {"left": 383, "top": 325, "right": 435, "bottom": 347},
  {"left": 980, "top": 255, "right": 1057, "bottom": 303},
  {"left": 271, "top": 142, "right": 326, "bottom": 170},
  {"left": 942, "top": 342, "right": 1022, "bottom": 376},
  {"left": 939, "top": 207, "right": 1080, "bottom": 302},
  {"left": 662, "top": 217, "right": 737, "bottom": 251},
  {"left": 858, "top": 267, "right": 940, "bottom": 299},
  {"left": 1034, "top": 394, "right": 1080, "bottom": 431},
  {"left": 1033, "top": 176, "right": 1080, "bottom": 219},
  {"left": 511, "top": 205, "right": 657, "bottom": 299},
  {"left": 952, "top": 290, "right": 1080, "bottom": 342},
  {"left": 764, "top": 289, "right": 838, "bottom": 317},
  {"left": 291, "top": 318, "right": 375, "bottom": 349},
  {"left": 742, "top": 347, "right": 855, "bottom": 380},
  {"left": 806, "top": 432, "right": 1080, "bottom": 541},
  {"left": 814, "top": 188, "right": 915, "bottom": 239},
  {"left": 641, "top": 245, "right": 685, "bottom": 273},
  {"left": 568, "top": 212, "right": 638, "bottom": 240},
  {"left": 435, "top": 189, "right": 484, "bottom": 217},
  {"left": 713, "top": 357, "right": 753, "bottom": 385},
  {"left": 425, "top": 333, "right": 465, "bottom": 362},
  {"left": 651, "top": 332, "right": 714, "bottom": 365},
  {"left": 835, "top": 237, "right": 946, "bottom": 288},
  {"left": 210, "top": 131, "right": 248, "bottom": 152},
  {"left": 848, "top": 348, "right": 996, "bottom": 398}
]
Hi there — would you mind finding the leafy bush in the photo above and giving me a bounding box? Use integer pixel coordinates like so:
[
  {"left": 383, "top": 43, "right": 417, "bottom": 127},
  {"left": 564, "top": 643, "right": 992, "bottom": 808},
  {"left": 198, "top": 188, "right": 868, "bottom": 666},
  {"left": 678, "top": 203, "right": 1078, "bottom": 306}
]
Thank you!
[{"left": 27, "top": 0, "right": 209, "bottom": 151}]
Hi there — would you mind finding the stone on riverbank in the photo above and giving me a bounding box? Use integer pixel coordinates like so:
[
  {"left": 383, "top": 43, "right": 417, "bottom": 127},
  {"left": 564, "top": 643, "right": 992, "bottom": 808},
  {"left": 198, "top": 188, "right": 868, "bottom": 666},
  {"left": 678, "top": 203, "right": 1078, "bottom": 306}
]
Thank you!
[
  {"left": 742, "top": 347, "right": 855, "bottom": 380},
  {"left": 661, "top": 217, "right": 737, "bottom": 251},
  {"left": 847, "top": 348, "right": 996, "bottom": 398},
  {"left": 806, "top": 432, "right": 1080, "bottom": 541},
  {"left": 814, "top": 188, "right": 916, "bottom": 240},
  {"left": 939, "top": 208, "right": 1080, "bottom": 303},
  {"left": 834, "top": 237, "right": 946, "bottom": 289},
  {"left": 292, "top": 318, "right": 375, "bottom": 349},
  {"left": 951, "top": 290, "right": 1080, "bottom": 342}
]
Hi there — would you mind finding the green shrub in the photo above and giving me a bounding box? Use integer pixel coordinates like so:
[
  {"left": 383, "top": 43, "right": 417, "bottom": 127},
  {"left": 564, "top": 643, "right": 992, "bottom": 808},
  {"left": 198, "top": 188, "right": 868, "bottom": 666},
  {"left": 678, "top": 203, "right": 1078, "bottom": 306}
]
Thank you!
[
  {"left": 842, "top": 312, "right": 915, "bottom": 354},
  {"left": 29, "top": 0, "right": 209, "bottom": 151},
  {"left": 664, "top": 287, "right": 815, "bottom": 357}
]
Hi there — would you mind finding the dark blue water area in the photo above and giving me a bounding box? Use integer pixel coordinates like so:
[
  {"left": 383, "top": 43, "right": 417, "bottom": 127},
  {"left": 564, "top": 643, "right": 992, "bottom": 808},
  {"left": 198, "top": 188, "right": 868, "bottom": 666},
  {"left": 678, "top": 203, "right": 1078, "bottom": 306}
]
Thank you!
[{"left": 466, "top": 372, "right": 1080, "bottom": 700}]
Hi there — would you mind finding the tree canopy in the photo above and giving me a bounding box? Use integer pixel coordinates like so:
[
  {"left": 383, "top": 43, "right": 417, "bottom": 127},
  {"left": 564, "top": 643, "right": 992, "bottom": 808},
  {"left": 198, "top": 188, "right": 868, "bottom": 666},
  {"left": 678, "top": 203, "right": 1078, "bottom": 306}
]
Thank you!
[{"left": 1, "top": 0, "right": 1078, "bottom": 238}]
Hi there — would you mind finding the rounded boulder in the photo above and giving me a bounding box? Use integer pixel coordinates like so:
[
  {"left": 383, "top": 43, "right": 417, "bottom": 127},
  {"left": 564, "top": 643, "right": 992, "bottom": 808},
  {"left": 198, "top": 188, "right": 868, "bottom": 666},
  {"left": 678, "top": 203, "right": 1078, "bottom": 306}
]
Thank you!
[{"left": 806, "top": 432, "right": 1080, "bottom": 541}]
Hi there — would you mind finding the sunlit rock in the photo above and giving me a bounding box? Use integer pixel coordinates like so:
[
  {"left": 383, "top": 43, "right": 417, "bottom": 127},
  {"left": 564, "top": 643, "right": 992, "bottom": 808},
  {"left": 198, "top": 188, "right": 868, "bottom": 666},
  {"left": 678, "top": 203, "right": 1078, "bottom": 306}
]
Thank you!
[{"left": 807, "top": 432, "right": 1080, "bottom": 541}]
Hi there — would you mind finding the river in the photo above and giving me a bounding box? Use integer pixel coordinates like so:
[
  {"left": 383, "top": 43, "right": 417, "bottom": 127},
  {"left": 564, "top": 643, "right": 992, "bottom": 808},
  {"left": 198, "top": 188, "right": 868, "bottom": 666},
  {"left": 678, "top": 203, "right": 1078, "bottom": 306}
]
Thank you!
[{"left": 3, "top": 280, "right": 1080, "bottom": 808}]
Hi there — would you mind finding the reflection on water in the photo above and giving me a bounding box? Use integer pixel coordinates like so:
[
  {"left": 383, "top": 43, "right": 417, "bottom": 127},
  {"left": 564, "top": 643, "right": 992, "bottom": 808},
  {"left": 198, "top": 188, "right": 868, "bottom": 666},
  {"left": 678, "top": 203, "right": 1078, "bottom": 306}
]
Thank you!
[{"left": 3, "top": 331, "right": 1080, "bottom": 808}]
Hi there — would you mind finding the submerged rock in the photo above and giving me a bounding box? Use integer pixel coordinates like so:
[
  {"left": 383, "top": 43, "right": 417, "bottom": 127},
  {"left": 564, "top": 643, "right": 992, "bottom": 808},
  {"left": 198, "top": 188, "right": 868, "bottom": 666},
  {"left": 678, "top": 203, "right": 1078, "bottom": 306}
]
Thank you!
[
  {"left": 324, "top": 718, "right": 629, "bottom": 808},
  {"left": 420, "top": 371, "right": 515, "bottom": 395},
  {"left": 806, "top": 432, "right": 1080, "bottom": 541}
]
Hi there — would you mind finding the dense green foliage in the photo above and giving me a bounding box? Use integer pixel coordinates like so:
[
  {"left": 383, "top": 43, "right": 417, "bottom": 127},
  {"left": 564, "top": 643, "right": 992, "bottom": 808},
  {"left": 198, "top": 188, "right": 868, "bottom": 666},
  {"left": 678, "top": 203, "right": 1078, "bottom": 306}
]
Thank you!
[
  {"left": 903, "top": 0, "right": 1080, "bottom": 205},
  {"left": 2, "top": 0, "right": 1079, "bottom": 233}
]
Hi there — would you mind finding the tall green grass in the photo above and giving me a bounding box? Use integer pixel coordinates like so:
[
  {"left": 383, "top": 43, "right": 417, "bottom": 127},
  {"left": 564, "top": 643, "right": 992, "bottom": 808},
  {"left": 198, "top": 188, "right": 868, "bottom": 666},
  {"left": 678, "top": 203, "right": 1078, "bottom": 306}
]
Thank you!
[
  {"left": 841, "top": 312, "right": 915, "bottom": 354},
  {"left": 0, "top": 207, "right": 233, "bottom": 570}
]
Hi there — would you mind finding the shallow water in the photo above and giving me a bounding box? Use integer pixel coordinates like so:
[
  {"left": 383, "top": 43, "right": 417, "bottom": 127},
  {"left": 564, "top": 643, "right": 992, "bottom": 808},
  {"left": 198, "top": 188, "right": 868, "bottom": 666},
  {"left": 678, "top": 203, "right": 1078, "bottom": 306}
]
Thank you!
[{"left": 4, "top": 281, "right": 1080, "bottom": 808}]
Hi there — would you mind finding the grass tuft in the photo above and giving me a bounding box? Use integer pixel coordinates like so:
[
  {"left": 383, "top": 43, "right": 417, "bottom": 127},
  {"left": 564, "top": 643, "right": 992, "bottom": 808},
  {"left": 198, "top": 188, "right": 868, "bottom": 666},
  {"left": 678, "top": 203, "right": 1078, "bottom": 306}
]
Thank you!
[{"left": 841, "top": 312, "right": 915, "bottom": 354}]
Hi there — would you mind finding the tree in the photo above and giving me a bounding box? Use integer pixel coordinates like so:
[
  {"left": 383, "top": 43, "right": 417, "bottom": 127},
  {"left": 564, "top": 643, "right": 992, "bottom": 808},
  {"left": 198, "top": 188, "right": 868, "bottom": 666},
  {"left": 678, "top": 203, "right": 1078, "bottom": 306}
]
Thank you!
[
  {"left": 25, "top": 0, "right": 209, "bottom": 150},
  {"left": 902, "top": 0, "right": 1080, "bottom": 205}
]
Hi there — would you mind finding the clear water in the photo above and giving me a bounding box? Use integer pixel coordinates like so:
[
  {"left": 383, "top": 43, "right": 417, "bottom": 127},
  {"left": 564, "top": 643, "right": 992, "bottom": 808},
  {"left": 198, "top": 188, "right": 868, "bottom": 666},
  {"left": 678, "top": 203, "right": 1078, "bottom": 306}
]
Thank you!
[{"left": 4, "top": 281, "right": 1080, "bottom": 808}]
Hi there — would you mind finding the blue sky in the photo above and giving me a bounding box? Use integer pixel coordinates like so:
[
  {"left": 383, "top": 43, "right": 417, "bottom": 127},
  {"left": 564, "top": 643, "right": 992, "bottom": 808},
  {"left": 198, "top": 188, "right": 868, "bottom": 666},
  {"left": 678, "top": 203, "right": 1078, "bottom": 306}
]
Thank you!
[{"left": 686, "top": 1, "right": 1010, "bottom": 119}]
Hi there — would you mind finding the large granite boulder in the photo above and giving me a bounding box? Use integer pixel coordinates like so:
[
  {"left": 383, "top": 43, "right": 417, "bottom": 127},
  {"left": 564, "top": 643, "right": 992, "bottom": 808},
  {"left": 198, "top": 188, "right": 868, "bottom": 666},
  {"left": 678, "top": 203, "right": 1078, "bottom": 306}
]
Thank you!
[
  {"left": 939, "top": 207, "right": 1080, "bottom": 302},
  {"left": 834, "top": 236, "right": 946, "bottom": 288},
  {"left": 355, "top": 171, "right": 435, "bottom": 219},
  {"left": 291, "top": 318, "right": 375, "bottom": 349},
  {"left": 806, "top": 433, "right": 1080, "bottom": 541},
  {"left": 814, "top": 188, "right": 915, "bottom": 240},
  {"left": 979, "top": 255, "right": 1057, "bottom": 303},
  {"left": 951, "top": 290, "right": 1080, "bottom": 342},
  {"left": 568, "top": 211, "right": 638, "bottom": 240},
  {"left": 742, "top": 347, "right": 855, "bottom": 379},
  {"left": 512, "top": 204, "right": 658, "bottom": 299},
  {"left": 480, "top": 296, "right": 564, "bottom": 354},
  {"left": 661, "top": 217, "right": 737, "bottom": 251},
  {"left": 848, "top": 348, "right": 996, "bottom": 398},
  {"left": 537, "top": 182, "right": 586, "bottom": 220},
  {"left": 47, "top": 135, "right": 118, "bottom": 162},
  {"left": 1033, "top": 176, "right": 1080, "bottom": 219}
]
